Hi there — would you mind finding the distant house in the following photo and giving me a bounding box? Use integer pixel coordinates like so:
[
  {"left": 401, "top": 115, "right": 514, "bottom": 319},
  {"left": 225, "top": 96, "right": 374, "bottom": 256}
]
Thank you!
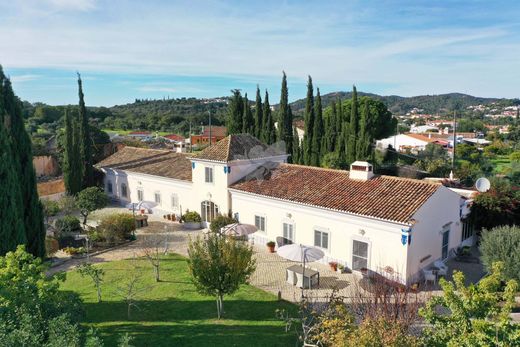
[
  {"left": 410, "top": 125, "right": 438, "bottom": 134},
  {"left": 128, "top": 131, "right": 152, "bottom": 140},
  {"left": 163, "top": 134, "right": 185, "bottom": 143},
  {"left": 377, "top": 133, "right": 439, "bottom": 153},
  {"left": 190, "top": 126, "right": 227, "bottom": 146}
]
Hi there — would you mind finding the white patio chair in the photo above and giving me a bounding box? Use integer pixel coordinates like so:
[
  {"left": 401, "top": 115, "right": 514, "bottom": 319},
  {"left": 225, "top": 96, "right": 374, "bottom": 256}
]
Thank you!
[
  {"left": 310, "top": 272, "right": 319, "bottom": 288},
  {"left": 433, "top": 260, "right": 448, "bottom": 277},
  {"left": 286, "top": 269, "right": 296, "bottom": 285},
  {"left": 422, "top": 269, "right": 436, "bottom": 285},
  {"left": 295, "top": 272, "right": 304, "bottom": 288}
]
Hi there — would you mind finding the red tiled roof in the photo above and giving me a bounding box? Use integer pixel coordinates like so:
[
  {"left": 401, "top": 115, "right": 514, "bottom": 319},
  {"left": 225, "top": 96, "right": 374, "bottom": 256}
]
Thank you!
[
  {"left": 95, "top": 146, "right": 192, "bottom": 181},
  {"left": 404, "top": 133, "right": 436, "bottom": 143},
  {"left": 164, "top": 134, "right": 185, "bottom": 141},
  {"left": 129, "top": 131, "right": 151, "bottom": 135},
  {"left": 230, "top": 164, "right": 441, "bottom": 224},
  {"left": 202, "top": 126, "right": 227, "bottom": 137}
]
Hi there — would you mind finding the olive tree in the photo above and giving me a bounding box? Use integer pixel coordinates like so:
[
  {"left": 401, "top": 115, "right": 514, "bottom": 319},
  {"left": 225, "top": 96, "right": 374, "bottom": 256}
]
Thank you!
[
  {"left": 480, "top": 225, "right": 520, "bottom": 282},
  {"left": 76, "top": 187, "right": 108, "bottom": 225},
  {"left": 78, "top": 262, "right": 105, "bottom": 302},
  {"left": 187, "top": 234, "right": 256, "bottom": 319}
]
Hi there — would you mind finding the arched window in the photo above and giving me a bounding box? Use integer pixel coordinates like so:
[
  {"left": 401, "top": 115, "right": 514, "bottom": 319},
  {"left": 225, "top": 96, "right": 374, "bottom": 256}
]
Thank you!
[
  {"left": 201, "top": 201, "right": 219, "bottom": 222},
  {"left": 121, "top": 183, "right": 128, "bottom": 198}
]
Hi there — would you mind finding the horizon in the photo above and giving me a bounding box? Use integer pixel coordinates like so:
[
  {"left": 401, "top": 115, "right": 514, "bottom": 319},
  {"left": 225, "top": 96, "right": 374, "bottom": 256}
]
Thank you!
[{"left": 2, "top": 0, "right": 520, "bottom": 106}]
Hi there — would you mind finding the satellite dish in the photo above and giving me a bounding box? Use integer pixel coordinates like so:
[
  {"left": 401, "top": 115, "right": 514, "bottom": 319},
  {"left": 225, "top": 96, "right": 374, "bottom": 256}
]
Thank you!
[{"left": 475, "top": 177, "right": 491, "bottom": 193}]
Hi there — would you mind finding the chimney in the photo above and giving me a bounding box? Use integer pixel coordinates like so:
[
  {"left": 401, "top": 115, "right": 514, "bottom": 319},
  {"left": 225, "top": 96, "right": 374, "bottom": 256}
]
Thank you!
[{"left": 349, "top": 161, "right": 374, "bottom": 181}]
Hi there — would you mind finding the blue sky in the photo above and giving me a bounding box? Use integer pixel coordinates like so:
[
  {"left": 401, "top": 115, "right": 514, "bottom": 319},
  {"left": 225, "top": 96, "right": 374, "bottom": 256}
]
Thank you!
[{"left": 1, "top": 0, "right": 519, "bottom": 106}]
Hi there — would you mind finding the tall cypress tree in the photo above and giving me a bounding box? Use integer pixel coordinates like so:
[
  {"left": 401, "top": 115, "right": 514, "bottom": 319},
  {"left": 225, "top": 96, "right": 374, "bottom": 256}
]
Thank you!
[
  {"left": 0, "top": 74, "right": 26, "bottom": 255},
  {"left": 262, "top": 90, "right": 275, "bottom": 144},
  {"left": 346, "top": 85, "right": 358, "bottom": 165},
  {"left": 302, "top": 76, "right": 315, "bottom": 165},
  {"left": 356, "top": 98, "right": 373, "bottom": 161},
  {"left": 1, "top": 67, "right": 44, "bottom": 257},
  {"left": 324, "top": 101, "right": 336, "bottom": 153},
  {"left": 253, "top": 86, "right": 263, "bottom": 139},
  {"left": 64, "top": 108, "right": 82, "bottom": 195},
  {"left": 310, "top": 88, "right": 324, "bottom": 166},
  {"left": 292, "top": 126, "right": 301, "bottom": 164},
  {"left": 226, "top": 89, "right": 243, "bottom": 135},
  {"left": 278, "top": 72, "right": 293, "bottom": 161},
  {"left": 242, "top": 93, "right": 254, "bottom": 134},
  {"left": 77, "top": 73, "right": 93, "bottom": 189}
]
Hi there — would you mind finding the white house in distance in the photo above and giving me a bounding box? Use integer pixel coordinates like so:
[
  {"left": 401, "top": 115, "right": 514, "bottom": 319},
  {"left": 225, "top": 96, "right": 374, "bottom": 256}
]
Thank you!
[
  {"left": 96, "top": 134, "right": 473, "bottom": 284},
  {"left": 376, "top": 133, "right": 437, "bottom": 153}
]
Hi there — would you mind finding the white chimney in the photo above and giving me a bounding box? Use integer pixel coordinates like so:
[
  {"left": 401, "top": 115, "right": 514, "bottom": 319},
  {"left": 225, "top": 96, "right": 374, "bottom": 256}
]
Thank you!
[{"left": 349, "top": 161, "right": 374, "bottom": 181}]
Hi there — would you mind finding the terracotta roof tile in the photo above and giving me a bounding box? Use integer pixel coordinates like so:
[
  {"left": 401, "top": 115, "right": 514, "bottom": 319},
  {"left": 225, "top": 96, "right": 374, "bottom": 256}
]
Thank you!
[
  {"left": 95, "top": 146, "right": 192, "bottom": 181},
  {"left": 230, "top": 164, "right": 440, "bottom": 224},
  {"left": 191, "top": 134, "right": 287, "bottom": 162}
]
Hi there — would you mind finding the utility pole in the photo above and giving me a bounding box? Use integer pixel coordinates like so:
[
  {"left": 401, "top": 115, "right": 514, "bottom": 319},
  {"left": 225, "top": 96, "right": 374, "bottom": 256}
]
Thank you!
[
  {"left": 208, "top": 110, "right": 212, "bottom": 147},
  {"left": 189, "top": 117, "right": 192, "bottom": 153},
  {"left": 452, "top": 110, "right": 457, "bottom": 170}
]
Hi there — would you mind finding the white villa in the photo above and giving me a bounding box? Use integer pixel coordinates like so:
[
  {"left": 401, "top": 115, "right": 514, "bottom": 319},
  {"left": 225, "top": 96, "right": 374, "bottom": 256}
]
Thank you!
[{"left": 96, "top": 134, "right": 473, "bottom": 284}]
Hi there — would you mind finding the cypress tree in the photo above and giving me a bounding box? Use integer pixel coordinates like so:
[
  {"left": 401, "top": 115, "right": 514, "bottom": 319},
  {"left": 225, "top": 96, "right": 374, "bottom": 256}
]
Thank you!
[
  {"left": 278, "top": 72, "right": 293, "bottom": 161},
  {"left": 324, "top": 101, "right": 336, "bottom": 153},
  {"left": 242, "top": 93, "right": 254, "bottom": 134},
  {"left": 310, "top": 88, "right": 324, "bottom": 166},
  {"left": 63, "top": 108, "right": 82, "bottom": 195},
  {"left": 226, "top": 89, "right": 243, "bottom": 135},
  {"left": 356, "top": 98, "right": 373, "bottom": 161},
  {"left": 292, "top": 126, "right": 301, "bottom": 164},
  {"left": 1, "top": 67, "right": 44, "bottom": 257},
  {"left": 335, "top": 98, "right": 344, "bottom": 149},
  {"left": 77, "top": 73, "right": 93, "bottom": 189},
  {"left": 262, "top": 90, "right": 275, "bottom": 145},
  {"left": 346, "top": 85, "right": 358, "bottom": 165},
  {"left": 302, "top": 76, "right": 314, "bottom": 165},
  {"left": 253, "top": 86, "right": 263, "bottom": 139}
]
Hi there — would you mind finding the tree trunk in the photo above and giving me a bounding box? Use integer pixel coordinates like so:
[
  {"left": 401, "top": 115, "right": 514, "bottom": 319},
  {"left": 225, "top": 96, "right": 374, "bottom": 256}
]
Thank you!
[
  {"left": 127, "top": 302, "right": 132, "bottom": 320},
  {"left": 96, "top": 285, "right": 102, "bottom": 302},
  {"left": 81, "top": 211, "right": 88, "bottom": 225},
  {"left": 216, "top": 297, "right": 221, "bottom": 319},
  {"left": 154, "top": 264, "right": 160, "bottom": 282}
]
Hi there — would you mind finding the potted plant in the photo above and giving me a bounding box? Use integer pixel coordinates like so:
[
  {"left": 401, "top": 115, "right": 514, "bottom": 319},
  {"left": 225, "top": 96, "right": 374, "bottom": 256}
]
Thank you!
[
  {"left": 266, "top": 241, "right": 276, "bottom": 253},
  {"left": 337, "top": 264, "right": 345, "bottom": 274},
  {"left": 329, "top": 261, "right": 338, "bottom": 272},
  {"left": 167, "top": 214, "right": 172, "bottom": 221},
  {"left": 182, "top": 211, "right": 202, "bottom": 230}
]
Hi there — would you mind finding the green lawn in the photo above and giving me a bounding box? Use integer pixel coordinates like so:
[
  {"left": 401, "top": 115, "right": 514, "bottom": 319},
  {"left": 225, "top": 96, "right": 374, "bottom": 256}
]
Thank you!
[
  {"left": 60, "top": 255, "right": 296, "bottom": 347},
  {"left": 490, "top": 155, "right": 512, "bottom": 174}
]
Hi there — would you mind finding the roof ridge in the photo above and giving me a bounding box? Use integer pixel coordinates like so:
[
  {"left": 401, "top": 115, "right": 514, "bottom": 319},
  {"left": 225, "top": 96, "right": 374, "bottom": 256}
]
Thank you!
[{"left": 225, "top": 134, "right": 232, "bottom": 161}]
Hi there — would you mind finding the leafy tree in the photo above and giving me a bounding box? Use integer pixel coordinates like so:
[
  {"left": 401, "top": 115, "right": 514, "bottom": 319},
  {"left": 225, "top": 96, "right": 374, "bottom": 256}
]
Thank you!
[
  {"left": 420, "top": 262, "right": 520, "bottom": 346},
  {"left": 302, "top": 76, "right": 314, "bottom": 165},
  {"left": 76, "top": 187, "right": 108, "bottom": 225},
  {"left": 253, "top": 86, "right": 263, "bottom": 139},
  {"left": 209, "top": 214, "right": 237, "bottom": 234},
  {"left": 78, "top": 262, "right": 105, "bottom": 302},
  {"left": 321, "top": 152, "right": 346, "bottom": 169},
  {"left": 346, "top": 316, "right": 419, "bottom": 347},
  {"left": 1, "top": 66, "right": 45, "bottom": 258},
  {"left": 310, "top": 88, "right": 324, "bottom": 166},
  {"left": 261, "top": 90, "right": 275, "bottom": 145},
  {"left": 242, "top": 93, "right": 254, "bottom": 134},
  {"left": 0, "top": 246, "right": 84, "bottom": 345},
  {"left": 77, "top": 73, "right": 94, "bottom": 189},
  {"left": 346, "top": 85, "right": 358, "bottom": 165},
  {"left": 226, "top": 89, "right": 243, "bottom": 135},
  {"left": 480, "top": 225, "right": 520, "bottom": 282},
  {"left": 188, "top": 233, "right": 256, "bottom": 318},
  {"left": 277, "top": 72, "right": 293, "bottom": 160}
]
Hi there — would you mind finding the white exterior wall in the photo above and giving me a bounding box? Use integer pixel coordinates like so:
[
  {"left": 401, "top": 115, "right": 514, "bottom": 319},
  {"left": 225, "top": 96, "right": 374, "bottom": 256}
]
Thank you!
[
  {"left": 407, "top": 186, "right": 463, "bottom": 281},
  {"left": 189, "top": 160, "right": 230, "bottom": 216},
  {"left": 230, "top": 191, "right": 409, "bottom": 280},
  {"left": 102, "top": 169, "right": 194, "bottom": 216},
  {"left": 377, "top": 134, "right": 429, "bottom": 151}
]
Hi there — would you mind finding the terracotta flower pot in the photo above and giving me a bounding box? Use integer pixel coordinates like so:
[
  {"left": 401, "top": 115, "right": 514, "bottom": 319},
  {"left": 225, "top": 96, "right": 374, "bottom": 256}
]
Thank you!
[{"left": 267, "top": 245, "right": 275, "bottom": 253}]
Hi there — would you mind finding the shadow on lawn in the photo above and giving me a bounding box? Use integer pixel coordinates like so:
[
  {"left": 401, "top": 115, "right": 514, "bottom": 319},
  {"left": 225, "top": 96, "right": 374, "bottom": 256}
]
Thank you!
[{"left": 83, "top": 298, "right": 295, "bottom": 323}]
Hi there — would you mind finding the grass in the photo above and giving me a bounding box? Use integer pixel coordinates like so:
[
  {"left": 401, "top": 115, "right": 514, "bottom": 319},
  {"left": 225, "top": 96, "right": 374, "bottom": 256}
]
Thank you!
[
  {"left": 490, "top": 154, "right": 512, "bottom": 174},
  {"left": 60, "top": 254, "right": 296, "bottom": 347}
]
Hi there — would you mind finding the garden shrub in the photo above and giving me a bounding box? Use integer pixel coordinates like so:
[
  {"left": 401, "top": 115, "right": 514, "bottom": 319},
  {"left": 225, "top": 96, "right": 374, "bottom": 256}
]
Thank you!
[
  {"left": 45, "top": 237, "right": 59, "bottom": 256},
  {"left": 58, "top": 195, "right": 77, "bottom": 214},
  {"left": 210, "top": 214, "right": 237, "bottom": 233},
  {"left": 42, "top": 199, "right": 60, "bottom": 217},
  {"left": 55, "top": 215, "right": 81, "bottom": 237},
  {"left": 99, "top": 213, "right": 135, "bottom": 244},
  {"left": 182, "top": 211, "right": 202, "bottom": 223},
  {"left": 480, "top": 225, "right": 520, "bottom": 281}
]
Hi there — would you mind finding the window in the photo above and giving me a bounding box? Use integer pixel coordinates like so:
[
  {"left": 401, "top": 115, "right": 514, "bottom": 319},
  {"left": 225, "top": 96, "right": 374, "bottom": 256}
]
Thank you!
[
  {"left": 171, "top": 194, "right": 179, "bottom": 209},
  {"left": 314, "top": 230, "right": 329, "bottom": 250},
  {"left": 283, "top": 223, "right": 294, "bottom": 242},
  {"left": 461, "top": 220, "right": 473, "bottom": 241},
  {"left": 107, "top": 181, "right": 113, "bottom": 194},
  {"left": 201, "top": 201, "right": 219, "bottom": 222},
  {"left": 255, "top": 215, "right": 266, "bottom": 232},
  {"left": 154, "top": 192, "right": 161, "bottom": 205},
  {"left": 205, "top": 167, "right": 214, "bottom": 183},
  {"left": 441, "top": 229, "right": 450, "bottom": 260},
  {"left": 137, "top": 189, "right": 144, "bottom": 201},
  {"left": 121, "top": 183, "right": 128, "bottom": 198},
  {"left": 352, "top": 240, "right": 369, "bottom": 271}
]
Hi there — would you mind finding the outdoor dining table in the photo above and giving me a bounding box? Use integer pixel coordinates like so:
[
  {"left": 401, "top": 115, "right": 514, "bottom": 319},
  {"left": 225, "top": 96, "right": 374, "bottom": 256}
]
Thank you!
[{"left": 286, "top": 265, "right": 320, "bottom": 289}]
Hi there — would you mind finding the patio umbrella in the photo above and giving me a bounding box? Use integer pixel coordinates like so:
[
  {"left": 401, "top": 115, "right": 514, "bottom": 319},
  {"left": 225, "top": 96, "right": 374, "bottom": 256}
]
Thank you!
[
  {"left": 126, "top": 201, "right": 157, "bottom": 214},
  {"left": 220, "top": 223, "right": 257, "bottom": 237},
  {"left": 277, "top": 244, "right": 324, "bottom": 297}
]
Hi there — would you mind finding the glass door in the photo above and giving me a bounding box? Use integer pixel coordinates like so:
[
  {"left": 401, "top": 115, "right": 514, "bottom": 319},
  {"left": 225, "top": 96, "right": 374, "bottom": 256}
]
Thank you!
[
  {"left": 442, "top": 230, "right": 450, "bottom": 260},
  {"left": 352, "top": 240, "right": 369, "bottom": 271}
]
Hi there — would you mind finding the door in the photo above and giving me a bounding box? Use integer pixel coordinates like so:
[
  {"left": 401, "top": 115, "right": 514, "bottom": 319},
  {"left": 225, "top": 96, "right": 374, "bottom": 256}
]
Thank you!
[
  {"left": 352, "top": 240, "right": 369, "bottom": 271},
  {"left": 201, "top": 201, "right": 219, "bottom": 223},
  {"left": 282, "top": 223, "right": 294, "bottom": 244},
  {"left": 442, "top": 230, "right": 450, "bottom": 260}
]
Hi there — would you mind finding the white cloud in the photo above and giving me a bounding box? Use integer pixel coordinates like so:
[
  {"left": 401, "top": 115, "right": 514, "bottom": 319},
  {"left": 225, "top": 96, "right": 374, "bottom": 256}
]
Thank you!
[
  {"left": 45, "top": 0, "right": 96, "bottom": 12},
  {"left": 10, "top": 74, "right": 41, "bottom": 83}
]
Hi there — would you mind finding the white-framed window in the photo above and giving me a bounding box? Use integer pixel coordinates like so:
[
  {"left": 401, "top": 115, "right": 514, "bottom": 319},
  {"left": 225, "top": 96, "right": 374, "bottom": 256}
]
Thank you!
[
  {"left": 441, "top": 228, "right": 450, "bottom": 260},
  {"left": 255, "top": 215, "right": 266, "bottom": 232},
  {"left": 352, "top": 239, "right": 369, "bottom": 271},
  {"left": 107, "top": 181, "right": 113, "bottom": 194},
  {"left": 137, "top": 188, "right": 144, "bottom": 201},
  {"left": 201, "top": 200, "right": 219, "bottom": 222},
  {"left": 283, "top": 222, "right": 294, "bottom": 242},
  {"left": 154, "top": 192, "right": 161, "bottom": 205},
  {"left": 461, "top": 220, "right": 473, "bottom": 241},
  {"left": 314, "top": 229, "right": 329, "bottom": 250},
  {"left": 205, "top": 167, "right": 214, "bottom": 183},
  {"left": 121, "top": 183, "right": 128, "bottom": 198},
  {"left": 171, "top": 193, "right": 179, "bottom": 209}
]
